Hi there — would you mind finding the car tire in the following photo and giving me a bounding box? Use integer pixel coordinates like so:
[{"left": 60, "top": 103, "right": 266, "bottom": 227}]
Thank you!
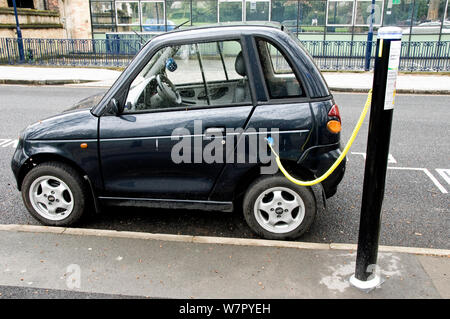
[
  {"left": 21, "top": 161, "right": 88, "bottom": 226},
  {"left": 243, "top": 175, "right": 316, "bottom": 240}
]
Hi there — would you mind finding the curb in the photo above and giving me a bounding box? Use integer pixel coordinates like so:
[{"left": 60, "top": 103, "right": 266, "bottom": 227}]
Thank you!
[
  {"left": 0, "top": 79, "right": 94, "bottom": 85},
  {"left": 329, "top": 87, "right": 450, "bottom": 95},
  {"left": 1, "top": 224, "right": 449, "bottom": 257},
  {"left": 0, "top": 80, "right": 448, "bottom": 94}
]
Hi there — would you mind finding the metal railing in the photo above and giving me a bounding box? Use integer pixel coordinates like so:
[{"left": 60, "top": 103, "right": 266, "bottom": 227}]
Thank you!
[{"left": 1, "top": 37, "right": 449, "bottom": 72}]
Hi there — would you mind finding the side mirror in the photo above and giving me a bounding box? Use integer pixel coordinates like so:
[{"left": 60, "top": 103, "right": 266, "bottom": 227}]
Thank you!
[{"left": 109, "top": 98, "right": 124, "bottom": 115}]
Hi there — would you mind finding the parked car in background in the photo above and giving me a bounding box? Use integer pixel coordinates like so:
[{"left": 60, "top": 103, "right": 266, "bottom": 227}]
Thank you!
[
  {"left": 402, "top": 21, "right": 450, "bottom": 34},
  {"left": 142, "top": 19, "right": 176, "bottom": 32}
]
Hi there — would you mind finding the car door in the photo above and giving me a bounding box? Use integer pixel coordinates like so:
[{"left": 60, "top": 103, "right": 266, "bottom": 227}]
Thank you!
[
  {"left": 247, "top": 38, "right": 315, "bottom": 162},
  {"left": 98, "top": 40, "right": 254, "bottom": 200},
  {"left": 209, "top": 37, "right": 315, "bottom": 201}
]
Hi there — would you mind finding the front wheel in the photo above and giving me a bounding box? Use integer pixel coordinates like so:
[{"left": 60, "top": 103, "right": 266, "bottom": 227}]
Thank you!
[
  {"left": 21, "top": 162, "right": 88, "bottom": 226},
  {"left": 243, "top": 175, "right": 316, "bottom": 240}
]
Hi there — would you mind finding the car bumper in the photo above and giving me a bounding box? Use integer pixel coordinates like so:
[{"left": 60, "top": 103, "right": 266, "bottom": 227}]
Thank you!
[
  {"left": 11, "top": 138, "right": 28, "bottom": 190},
  {"left": 298, "top": 142, "right": 346, "bottom": 198}
]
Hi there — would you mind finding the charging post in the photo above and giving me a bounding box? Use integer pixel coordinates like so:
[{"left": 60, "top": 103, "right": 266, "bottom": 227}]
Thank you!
[{"left": 350, "top": 27, "right": 402, "bottom": 290}]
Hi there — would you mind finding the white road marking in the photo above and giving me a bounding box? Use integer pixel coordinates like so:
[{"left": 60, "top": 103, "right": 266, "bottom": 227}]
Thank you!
[
  {"left": 387, "top": 167, "right": 448, "bottom": 194},
  {"left": 351, "top": 152, "right": 397, "bottom": 164},
  {"left": 435, "top": 169, "right": 450, "bottom": 186},
  {"left": 350, "top": 153, "right": 447, "bottom": 194},
  {"left": 388, "top": 154, "right": 397, "bottom": 164},
  {"left": 0, "top": 139, "right": 18, "bottom": 148}
]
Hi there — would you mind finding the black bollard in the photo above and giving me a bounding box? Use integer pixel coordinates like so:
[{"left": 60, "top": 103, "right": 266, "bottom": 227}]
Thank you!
[{"left": 350, "top": 27, "right": 402, "bottom": 290}]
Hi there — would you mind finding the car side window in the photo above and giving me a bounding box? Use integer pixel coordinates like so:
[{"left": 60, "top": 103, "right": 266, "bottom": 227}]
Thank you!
[
  {"left": 124, "top": 40, "right": 251, "bottom": 113},
  {"left": 256, "top": 38, "right": 305, "bottom": 99}
]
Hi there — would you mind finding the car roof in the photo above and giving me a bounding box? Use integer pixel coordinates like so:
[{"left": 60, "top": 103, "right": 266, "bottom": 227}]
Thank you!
[
  {"left": 172, "top": 21, "right": 283, "bottom": 33},
  {"left": 149, "top": 22, "right": 285, "bottom": 42}
]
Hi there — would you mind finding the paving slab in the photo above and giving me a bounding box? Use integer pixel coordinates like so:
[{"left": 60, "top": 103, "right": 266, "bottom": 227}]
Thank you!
[{"left": 0, "top": 229, "right": 445, "bottom": 299}]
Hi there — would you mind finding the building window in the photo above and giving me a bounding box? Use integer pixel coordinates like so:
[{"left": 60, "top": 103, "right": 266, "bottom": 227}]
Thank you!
[
  {"left": 85, "top": 0, "right": 449, "bottom": 41},
  {"left": 383, "top": 0, "right": 413, "bottom": 27},
  {"left": 327, "top": 0, "right": 354, "bottom": 25},
  {"left": 411, "top": 0, "right": 446, "bottom": 33},
  {"left": 355, "top": 0, "right": 383, "bottom": 26},
  {"left": 116, "top": 1, "right": 140, "bottom": 25},
  {"left": 91, "top": 1, "right": 115, "bottom": 25},
  {"left": 192, "top": 0, "right": 218, "bottom": 25},
  {"left": 271, "top": 0, "right": 298, "bottom": 32},
  {"left": 245, "top": 0, "right": 270, "bottom": 21},
  {"left": 166, "top": 0, "right": 191, "bottom": 27},
  {"left": 141, "top": 0, "right": 165, "bottom": 27},
  {"left": 219, "top": 0, "right": 243, "bottom": 22},
  {"left": 7, "top": 0, "right": 34, "bottom": 8},
  {"left": 299, "top": 0, "right": 327, "bottom": 33}
]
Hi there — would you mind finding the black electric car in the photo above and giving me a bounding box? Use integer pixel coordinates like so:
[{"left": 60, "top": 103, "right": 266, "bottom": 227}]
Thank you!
[{"left": 11, "top": 24, "right": 345, "bottom": 240}]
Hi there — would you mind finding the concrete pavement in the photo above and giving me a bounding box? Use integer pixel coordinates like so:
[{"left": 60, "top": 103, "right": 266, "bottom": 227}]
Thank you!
[
  {"left": 0, "top": 225, "right": 448, "bottom": 299},
  {"left": 0, "top": 66, "right": 120, "bottom": 87},
  {"left": 323, "top": 72, "right": 450, "bottom": 94},
  {"left": 0, "top": 65, "right": 449, "bottom": 94}
]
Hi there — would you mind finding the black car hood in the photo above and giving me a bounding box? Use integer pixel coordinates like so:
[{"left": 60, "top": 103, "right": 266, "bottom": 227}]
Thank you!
[
  {"left": 23, "top": 109, "right": 98, "bottom": 141},
  {"left": 64, "top": 92, "right": 106, "bottom": 112}
]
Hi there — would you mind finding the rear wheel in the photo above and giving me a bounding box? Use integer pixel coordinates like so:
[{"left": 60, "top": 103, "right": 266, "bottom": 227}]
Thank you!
[
  {"left": 243, "top": 175, "right": 316, "bottom": 240},
  {"left": 21, "top": 162, "right": 88, "bottom": 226}
]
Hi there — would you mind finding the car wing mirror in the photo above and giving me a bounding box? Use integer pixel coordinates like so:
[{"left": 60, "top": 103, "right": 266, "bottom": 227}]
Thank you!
[{"left": 108, "top": 98, "right": 124, "bottom": 115}]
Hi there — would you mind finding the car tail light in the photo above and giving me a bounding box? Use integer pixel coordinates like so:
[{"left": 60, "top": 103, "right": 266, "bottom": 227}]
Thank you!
[
  {"left": 327, "top": 104, "right": 341, "bottom": 133},
  {"left": 328, "top": 104, "right": 341, "bottom": 122}
]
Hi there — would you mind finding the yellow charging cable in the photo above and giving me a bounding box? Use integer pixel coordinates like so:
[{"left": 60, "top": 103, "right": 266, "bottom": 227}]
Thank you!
[{"left": 266, "top": 90, "right": 372, "bottom": 186}]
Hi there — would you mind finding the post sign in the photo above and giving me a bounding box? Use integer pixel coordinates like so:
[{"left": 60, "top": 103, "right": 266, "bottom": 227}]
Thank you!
[
  {"left": 384, "top": 40, "right": 401, "bottom": 110},
  {"left": 350, "top": 27, "right": 402, "bottom": 290}
]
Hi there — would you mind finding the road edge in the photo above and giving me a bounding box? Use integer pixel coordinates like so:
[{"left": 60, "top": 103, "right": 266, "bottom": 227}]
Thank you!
[
  {"left": 1, "top": 224, "right": 449, "bottom": 257},
  {"left": 329, "top": 87, "right": 450, "bottom": 95},
  {"left": 0, "top": 79, "right": 94, "bottom": 85},
  {"left": 1, "top": 81, "right": 449, "bottom": 94}
]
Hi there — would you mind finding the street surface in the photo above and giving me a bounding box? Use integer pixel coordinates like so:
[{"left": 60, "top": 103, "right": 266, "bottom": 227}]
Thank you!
[{"left": 0, "top": 85, "right": 448, "bottom": 249}]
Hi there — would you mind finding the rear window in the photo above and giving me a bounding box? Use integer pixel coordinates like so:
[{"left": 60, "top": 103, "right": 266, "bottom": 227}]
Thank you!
[{"left": 256, "top": 38, "right": 305, "bottom": 99}]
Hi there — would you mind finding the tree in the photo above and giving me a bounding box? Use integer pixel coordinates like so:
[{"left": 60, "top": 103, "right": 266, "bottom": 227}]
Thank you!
[{"left": 427, "top": 0, "right": 441, "bottom": 21}]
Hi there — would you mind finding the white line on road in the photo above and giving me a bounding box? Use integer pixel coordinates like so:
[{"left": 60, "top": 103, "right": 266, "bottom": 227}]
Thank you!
[
  {"left": 0, "top": 139, "right": 18, "bottom": 148},
  {"left": 436, "top": 169, "right": 450, "bottom": 186},
  {"left": 351, "top": 152, "right": 397, "bottom": 164},
  {"left": 350, "top": 153, "right": 447, "bottom": 194},
  {"left": 387, "top": 167, "right": 448, "bottom": 194}
]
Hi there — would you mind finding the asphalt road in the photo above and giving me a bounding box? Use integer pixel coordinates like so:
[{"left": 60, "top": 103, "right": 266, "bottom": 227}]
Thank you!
[
  {"left": 0, "top": 85, "right": 448, "bottom": 249},
  {"left": 0, "top": 285, "right": 143, "bottom": 299}
]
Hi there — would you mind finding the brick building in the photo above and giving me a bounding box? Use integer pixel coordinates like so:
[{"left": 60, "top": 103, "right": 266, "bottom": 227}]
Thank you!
[{"left": 0, "top": 0, "right": 92, "bottom": 38}]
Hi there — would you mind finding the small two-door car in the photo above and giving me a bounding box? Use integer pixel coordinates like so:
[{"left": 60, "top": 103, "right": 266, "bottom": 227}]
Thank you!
[{"left": 11, "top": 23, "right": 345, "bottom": 240}]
